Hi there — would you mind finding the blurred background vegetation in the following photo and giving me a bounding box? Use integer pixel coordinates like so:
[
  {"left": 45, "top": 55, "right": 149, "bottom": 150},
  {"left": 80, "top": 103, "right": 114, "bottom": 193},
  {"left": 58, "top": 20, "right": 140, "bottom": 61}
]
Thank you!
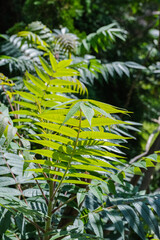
[{"left": 1, "top": 0, "right": 160, "bottom": 159}]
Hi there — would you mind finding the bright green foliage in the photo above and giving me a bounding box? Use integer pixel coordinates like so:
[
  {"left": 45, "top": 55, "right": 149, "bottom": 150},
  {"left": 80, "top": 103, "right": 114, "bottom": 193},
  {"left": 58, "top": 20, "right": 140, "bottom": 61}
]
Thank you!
[
  {"left": 0, "top": 53, "right": 160, "bottom": 240},
  {"left": 10, "top": 52, "right": 129, "bottom": 187},
  {"left": 79, "top": 23, "right": 127, "bottom": 54},
  {"left": 0, "top": 2, "right": 160, "bottom": 239}
]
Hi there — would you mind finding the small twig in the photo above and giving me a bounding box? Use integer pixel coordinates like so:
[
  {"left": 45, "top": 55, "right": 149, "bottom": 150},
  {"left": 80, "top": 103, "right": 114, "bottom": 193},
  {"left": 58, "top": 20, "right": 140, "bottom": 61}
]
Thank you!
[
  {"left": 36, "top": 223, "right": 43, "bottom": 240},
  {"left": 24, "top": 215, "right": 45, "bottom": 233},
  {"left": 129, "top": 127, "right": 160, "bottom": 164},
  {"left": 5, "top": 204, "right": 45, "bottom": 234},
  {"left": 129, "top": 151, "right": 148, "bottom": 164},
  {"left": 2, "top": 85, "right": 15, "bottom": 113},
  {"left": 33, "top": 174, "right": 48, "bottom": 205},
  {"left": 80, "top": 204, "right": 116, "bottom": 220},
  {"left": 38, "top": 163, "right": 49, "bottom": 180},
  {"left": 52, "top": 195, "right": 77, "bottom": 214},
  {"left": 14, "top": 233, "right": 21, "bottom": 240},
  {"left": 3, "top": 155, "right": 28, "bottom": 205}
]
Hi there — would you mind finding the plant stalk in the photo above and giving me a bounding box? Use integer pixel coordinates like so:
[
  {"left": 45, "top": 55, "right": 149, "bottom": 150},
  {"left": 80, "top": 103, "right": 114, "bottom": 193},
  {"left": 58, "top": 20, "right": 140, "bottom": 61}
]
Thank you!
[
  {"left": 44, "top": 178, "right": 54, "bottom": 240},
  {"left": 51, "top": 109, "right": 83, "bottom": 209}
]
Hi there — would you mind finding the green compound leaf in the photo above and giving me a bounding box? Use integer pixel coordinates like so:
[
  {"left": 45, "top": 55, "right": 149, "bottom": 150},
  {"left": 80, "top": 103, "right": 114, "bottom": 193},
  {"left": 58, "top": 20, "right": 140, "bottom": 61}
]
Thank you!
[
  {"left": 49, "top": 51, "right": 57, "bottom": 71},
  {"left": 118, "top": 205, "right": 145, "bottom": 240},
  {"left": 80, "top": 102, "right": 94, "bottom": 126},
  {"left": 133, "top": 202, "right": 160, "bottom": 239},
  {"left": 88, "top": 212, "right": 103, "bottom": 238},
  {"left": 106, "top": 209, "right": 125, "bottom": 239},
  {"left": 62, "top": 101, "right": 81, "bottom": 125},
  {"left": 39, "top": 56, "right": 53, "bottom": 76}
]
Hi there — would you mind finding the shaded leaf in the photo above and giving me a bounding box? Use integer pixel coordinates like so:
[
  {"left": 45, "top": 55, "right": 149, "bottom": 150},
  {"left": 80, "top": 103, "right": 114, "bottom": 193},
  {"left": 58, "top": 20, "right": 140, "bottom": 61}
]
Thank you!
[
  {"left": 118, "top": 205, "right": 145, "bottom": 240},
  {"left": 88, "top": 212, "right": 103, "bottom": 238}
]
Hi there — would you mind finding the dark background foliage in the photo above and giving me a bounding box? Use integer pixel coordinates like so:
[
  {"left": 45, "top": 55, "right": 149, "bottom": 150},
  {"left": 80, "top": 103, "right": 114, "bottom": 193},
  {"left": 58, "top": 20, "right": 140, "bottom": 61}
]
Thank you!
[
  {"left": 1, "top": 0, "right": 160, "bottom": 158},
  {"left": 1, "top": 2, "right": 160, "bottom": 239}
]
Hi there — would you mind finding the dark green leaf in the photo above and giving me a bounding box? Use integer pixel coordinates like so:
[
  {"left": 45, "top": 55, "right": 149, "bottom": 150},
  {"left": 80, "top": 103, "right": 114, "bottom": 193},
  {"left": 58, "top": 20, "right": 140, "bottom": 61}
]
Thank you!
[
  {"left": 106, "top": 209, "right": 124, "bottom": 239},
  {"left": 88, "top": 212, "right": 103, "bottom": 238},
  {"left": 133, "top": 202, "right": 160, "bottom": 238},
  {"left": 0, "top": 209, "right": 11, "bottom": 236},
  {"left": 118, "top": 205, "right": 145, "bottom": 240}
]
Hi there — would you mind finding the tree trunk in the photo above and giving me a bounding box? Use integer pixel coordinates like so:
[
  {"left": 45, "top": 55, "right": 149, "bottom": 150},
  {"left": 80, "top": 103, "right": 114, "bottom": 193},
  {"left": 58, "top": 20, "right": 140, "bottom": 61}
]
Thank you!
[{"left": 131, "top": 132, "right": 160, "bottom": 190}]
